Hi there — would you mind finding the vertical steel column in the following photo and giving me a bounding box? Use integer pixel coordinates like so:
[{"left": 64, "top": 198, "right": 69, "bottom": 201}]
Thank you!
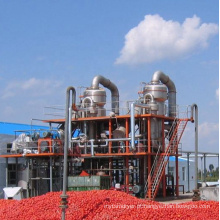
[
  {"left": 204, "top": 154, "right": 206, "bottom": 182},
  {"left": 27, "top": 159, "right": 30, "bottom": 198},
  {"left": 16, "top": 158, "right": 18, "bottom": 185},
  {"left": 147, "top": 117, "right": 151, "bottom": 198},
  {"left": 50, "top": 156, "right": 53, "bottom": 192},
  {"left": 143, "top": 157, "right": 147, "bottom": 186},
  {"left": 175, "top": 148, "right": 179, "bottom": 196},
  {"left": 6, "top": 158, "right": 8, "bottom": 187},
  {"left": 135, "top": 158, "right": 138, "bottom": 184},
  {"left": 125, "top": 118, "right": 129, "bottom": 153},
  {"left": 83, "top": 121, "right": 87, "bottom": 154},
  {"left": 125, "top": 157, "right": 129, "bottom": 193},
  {"left": 109, "top": 119, "right": 112, "bottom": 154},
  {"left": 130, "top": 102, "right": 135, "bottom": 150},
  {"left": 147, "top": 117, "right": 151, "bottom": 154},
  {"left": 61, "top": 86, "right": 76, "bottom": 220},
  {"left": 191, "top": 104, "right": 198, "bottom": 190},
  {"left": 162, "top": 119, "right": 166, "bottom": 197},
  {"left": 186, "top": 153, "right": 190, "bottom": 192},
  {"left": 59, "top": 156, "right": 62, "bottom": 190},
  {"left": 200, "top": 157, "right": 203, "bottom": 182},
  {"left": 109, "top": 158, "right": 112, "bottom": 186}
]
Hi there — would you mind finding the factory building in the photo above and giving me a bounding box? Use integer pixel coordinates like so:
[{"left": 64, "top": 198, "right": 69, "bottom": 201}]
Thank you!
[
  {"left": 167, "top": 156, "right": 195, "bottom": 195},
  {"left": 0, "top": 122, "right": 51, "bottom": 198}
]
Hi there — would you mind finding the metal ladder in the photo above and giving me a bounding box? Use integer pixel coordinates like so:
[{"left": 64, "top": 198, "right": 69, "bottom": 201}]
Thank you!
[{"left": 145, "top": 117, "right": 188, "bottom": 199}]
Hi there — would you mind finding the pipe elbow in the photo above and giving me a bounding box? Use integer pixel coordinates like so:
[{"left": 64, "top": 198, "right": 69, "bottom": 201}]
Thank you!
[
  {"left": 151, "top": 70, "right": 176, "bottom": 118},
  {"left": 91, "top": 75, "right": 120, "bottom": 115},
  {"left": 91, "top": 75, "right": 106, "bottom": 89},
  {"left": 66, "top": 86, "right": 76, "bottom": 105},
  {"left": 191, "top": 103, "right": 198, "bottom": 119},
  {"left": 152, "top": 71, "right": 176, "bottom": 93},
  {"left": 151, "top": 71, "right": 165, "bottom": 83}
]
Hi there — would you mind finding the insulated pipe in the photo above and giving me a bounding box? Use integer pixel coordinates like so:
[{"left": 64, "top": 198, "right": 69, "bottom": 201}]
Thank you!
[
  {"left": 130, "top": 102, "right": 152, "bottom": 150},
  {"left": 61, "top": 86, "right": 76, "bottom": 220},
  {"left": 130, "top": 102, "right": 136, "bottom": 150},
  {"left": 191, "top": 103, "right": 198, "bottom": 190},
  {"left": 91, "top": 75, "right": 119, "bottom": 115},
  {"left": 151, "top": 71, "right": 176, "bottom": 118},
  {"left": 90, "top": 139, "right": 95, "bottom": 156}
]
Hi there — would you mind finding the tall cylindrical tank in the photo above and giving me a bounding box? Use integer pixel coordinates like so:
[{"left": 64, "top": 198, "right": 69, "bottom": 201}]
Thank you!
[
  {"left": 83, "top": 87, "right": 106, "bottom": 107},
  {"left": 142, "top": 80, "right": 167, "bottom": 150}
]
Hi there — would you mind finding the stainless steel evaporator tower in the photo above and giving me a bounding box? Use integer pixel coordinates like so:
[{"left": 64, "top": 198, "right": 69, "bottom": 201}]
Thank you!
[
  {"left": 142, "top": 71, "right": 176, "bottom": 150},
  {"left": 81, "top": 75, "right": 119, "bottom": 117}
]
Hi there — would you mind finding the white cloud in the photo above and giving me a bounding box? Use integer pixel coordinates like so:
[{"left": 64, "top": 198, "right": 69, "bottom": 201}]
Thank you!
[
  {"left": 181, "top": 122, "right": 219, "bottom": 153},
  {"left": 1, "top": 77, "right": 63, "bottom": 99},
  {"left": 198, "top": 122, "right": 219, "bottom": 139},
  {"left": 0, "top": 77, "right": 65, "bottom": 123},
  {"left": 22, "top": 78, "right": 40, "bottom": 90},
  {"left": 115, "top": 14, "right": 218, "bottom": 64}
]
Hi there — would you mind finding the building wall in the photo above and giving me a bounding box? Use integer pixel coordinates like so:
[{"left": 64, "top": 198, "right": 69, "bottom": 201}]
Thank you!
[
  {"left": 0, "top": 158, "right": 6, "bottom": 198},
  {"left": 167, "top": 157, "right": 195, "bottom": 193}
]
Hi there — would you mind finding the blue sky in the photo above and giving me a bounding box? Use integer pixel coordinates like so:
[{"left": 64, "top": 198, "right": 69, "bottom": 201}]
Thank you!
[{"left": 0, "top": 1, "right": 219, "bottom": 166}]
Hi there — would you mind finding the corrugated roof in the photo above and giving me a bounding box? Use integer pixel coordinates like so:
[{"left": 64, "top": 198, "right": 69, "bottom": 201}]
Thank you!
[
  {"left": 169, "top": 156, "right": 194, "bottom": 162},
  {"left": 0, "top": 122, "right": 50, "bottom": 135}
]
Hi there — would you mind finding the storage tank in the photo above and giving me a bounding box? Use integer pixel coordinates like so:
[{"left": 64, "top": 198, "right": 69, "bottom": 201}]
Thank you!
[
  {"left": 142, "top": 82, "right": 167, "bottom": 150},
  {"left": 143, "top": 82, "right": 167, "bottom": 115},
  {"left": 83, "top": 87, "right": 106, "bottom": 117},
  {"left": 83, "top": 87, "right": 106, "bottom": 107}
]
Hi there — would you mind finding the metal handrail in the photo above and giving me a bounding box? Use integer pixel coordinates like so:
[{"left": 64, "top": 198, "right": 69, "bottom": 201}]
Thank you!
[{"left": 145, "top": 106, "right": 189, "bottom": 198}]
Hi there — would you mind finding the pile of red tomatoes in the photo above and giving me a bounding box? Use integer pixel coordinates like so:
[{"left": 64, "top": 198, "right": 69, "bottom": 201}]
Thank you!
[{"left": 0, "top": 190, "right": 218, "bottom": 219}]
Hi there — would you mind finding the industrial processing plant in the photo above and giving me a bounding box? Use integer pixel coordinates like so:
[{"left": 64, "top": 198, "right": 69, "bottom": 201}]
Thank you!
[{"left": 0, "top": 71, "right": 198, "bottom": 200}]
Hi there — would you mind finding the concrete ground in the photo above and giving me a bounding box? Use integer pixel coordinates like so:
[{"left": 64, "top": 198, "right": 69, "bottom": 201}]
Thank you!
[{"left": 155, "top": 192, "right": 194, "bottom": 204}]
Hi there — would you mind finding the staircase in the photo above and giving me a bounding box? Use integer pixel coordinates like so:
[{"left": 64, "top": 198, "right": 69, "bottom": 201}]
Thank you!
[{"left": 145, "top": 117, "right": 188, "bottom": 199}]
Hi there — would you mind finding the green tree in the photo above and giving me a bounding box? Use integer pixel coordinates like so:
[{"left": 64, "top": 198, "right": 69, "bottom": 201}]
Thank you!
[{"left": 209, "top": 164, "right": 214, "bottom": 172}]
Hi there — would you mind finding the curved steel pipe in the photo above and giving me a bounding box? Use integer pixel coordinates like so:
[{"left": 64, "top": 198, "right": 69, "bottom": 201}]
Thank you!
[
  {"left": 151, "top": 71, "right": 176, "bottom": 118},
  {"left": 91, "top": 75, "right": 119, "bottom": 115},
  {"left": 144, "top": 93, "right": 155, "bottom": 103},
  {"left": 61, "top": 86, "right": 76, "bottom": 220},
  {"left": 82, "top": 97, "right": 95, "bottom": 107}
]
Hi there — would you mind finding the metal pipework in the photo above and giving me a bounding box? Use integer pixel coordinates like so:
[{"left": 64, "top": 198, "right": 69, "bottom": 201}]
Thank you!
[
  {"left": 143, "top": 93, "right": 155, "bottom": 103},
  {"left": 91, "top": 75, "right": 119, "bottom": 115},
  {"left": 61, "top": 86, "right": 76, "bottom": 220},
  {"left": 191, "top": 104, "right": 198, "bottom": 190},
  {"left": 90, "top": 139, "right": 95, "bottom": 156},
  {"left": 82, "top": 97, "right": 95, "bottom": 107},
  {"left": 81, "top": 97, "right": 96, "bottom": 117},
  {"left": 130, "top": 101, "right": 155, "bottom": 150},
  {"left": 77, "top": 137, "right": 131, "bottom": 150},
  {"left": 151, "top": 71, "right": 176, "bottom": 118}
]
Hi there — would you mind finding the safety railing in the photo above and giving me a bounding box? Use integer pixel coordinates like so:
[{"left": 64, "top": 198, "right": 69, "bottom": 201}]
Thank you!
[{"left": 145, "top": 105, "right": 190, "bottom": 199}]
